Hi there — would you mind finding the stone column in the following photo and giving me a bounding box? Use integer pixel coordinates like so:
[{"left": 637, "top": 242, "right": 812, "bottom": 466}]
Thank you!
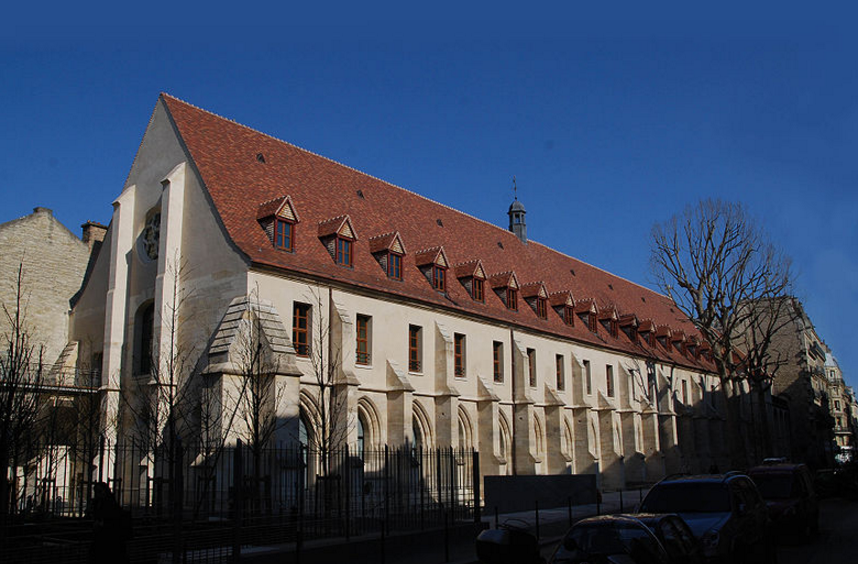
[
  {"left": 385, "top": 360, "right": 415, "bottom": 446},
  {"left": 511, "top": 339, "right": 535, "bottom": 474},
  {"left": 543, "top": 385, "right": 567, "bottom": 474},
  {"left": 433, "top": 322, "right": 460, "bottom": 448}
]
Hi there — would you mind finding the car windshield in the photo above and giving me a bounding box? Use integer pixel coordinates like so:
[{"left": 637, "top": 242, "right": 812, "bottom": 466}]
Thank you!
[
  {"left": 641, "top": 482, "right": 731, "bottom": 513},
  {"left": 751, "top": 474, "right": 797, "bottom": 499},
  {"left": 553, "top": 520, "right": 663, "bottom": 562}
]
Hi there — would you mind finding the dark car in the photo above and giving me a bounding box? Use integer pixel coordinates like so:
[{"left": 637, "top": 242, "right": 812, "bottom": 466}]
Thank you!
[
  {"left": 747, "top": 462, "right": 819, "bottom": 538},
  {"left": 548, "top": 515, "right": 671, "bottom": 564},
  {"left": 633, "top": 513, "right": 704, "bottom": 564},
  {"left": 638, "top": 473, "right": 775, "bottom": 564}
]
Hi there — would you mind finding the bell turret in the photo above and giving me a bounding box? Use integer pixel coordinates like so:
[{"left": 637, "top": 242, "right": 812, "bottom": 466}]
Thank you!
[{"left": 507, "top": 177, "right": 527, "bottom": 244}]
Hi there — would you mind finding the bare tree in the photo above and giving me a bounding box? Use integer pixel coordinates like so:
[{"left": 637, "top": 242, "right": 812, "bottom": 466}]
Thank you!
[
  {"left": 0, "top": 263, "right": 48, "bottom": 521},
  {"left": 303, "top": 287, "right": 349, "bottom": 477},
  {"left": 650, "top": 199, "right": 794, "bottom": 468}
]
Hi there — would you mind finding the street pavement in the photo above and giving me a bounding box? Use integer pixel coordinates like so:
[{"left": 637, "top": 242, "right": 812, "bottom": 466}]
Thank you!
[{"left": 777, "top": 497, "right": 858, "bottom": 564}]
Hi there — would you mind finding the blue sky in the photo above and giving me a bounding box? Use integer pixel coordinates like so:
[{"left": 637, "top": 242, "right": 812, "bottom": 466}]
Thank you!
[{"left": 1, "top": 21, "right": 856, "bottom": 387}]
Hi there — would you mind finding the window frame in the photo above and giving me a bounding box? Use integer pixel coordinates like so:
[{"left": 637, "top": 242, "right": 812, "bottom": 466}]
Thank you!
[
  {"left": 563, "top": 305, "right": 574, "bottom": 326},
  {"left": 293, "top": 302, "right": 311, "bottom": 357},
  {"left": 584, "top": 359, "right": 592, "bottom": 395},
  {"left": 536, "top": 297, "right": 548, "bottom": 319},
  {"left": 454, "top": 333, "right": 466, "bottom": 377},
  {"left": 472, "top": 277, "right": 485, "bottom": 302},
  {"left": 274, "top": 218, "right": 295, "bottom": 251},
  {"left": 506, "top": 287, "right": 518, "bottom": 311},
  {"left": 408, "top": 324, "right": 422, "bottom": 373},
  {"left": 606, "top": 364, "right": 615, "bottom": 398},
  {"left": 527, "top": 348, "right": 537, "bottom": 387},
  {"left": 432, "top": 265, "right": 447, "bottom": 292},
  {"left": 387, "top": 251, "right": 403, "bottom": 280},
  {"left": 493, "top": 341, "right": 504, "bottom": 382},
  {"left": 356, "top": 314, "right": 371, "bottom": 366},
  {"left": 336, "top": 236, "right": 354, "bottom": 267},
  {"left": 556, "top": 354, "right": 565, "bottom": 391}
]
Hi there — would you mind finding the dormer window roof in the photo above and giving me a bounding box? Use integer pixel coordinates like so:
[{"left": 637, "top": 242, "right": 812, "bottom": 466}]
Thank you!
[
  {"left": 490, "top": 271, "right": 520, "bottom": 310},
  {"left": 455, "top": 259, "right": 487, "bottom": 302},
  {"left": 549, "top": 291, "right": 575, "bottom": 325},
  {"left": 415, "top": 246, "right": 450, "bottom": 293},
  {"left": 619, "top": 314, "right": 639, "bottom": 343},
  {"left": 521, "top": 282, "right": 549, "bottom": 319},
  {"left": 671, "top": 330, "right": 687, "bottom": 354},
  {"left": 655, "top": 324, "right": 673, "bottom": 351},
  {"left": 369, "top": 231, "right": 406, "bottom": 280},
  {"left": 258, "top": 195, "right": 300, "bottom": 252},
  {"left": 575, "top": 299, "right": 598, "bottom": 332},
  {"left": 598, "top": 306, "right": 619, "bottom": 338},
  {"left": 318, "top": 215, "right": 357, "bottom": 267}
]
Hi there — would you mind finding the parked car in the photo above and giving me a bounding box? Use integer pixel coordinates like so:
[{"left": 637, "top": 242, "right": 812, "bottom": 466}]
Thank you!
[
  {"left": 638, "top": 473, "right": 776, "bottom": 564},
  {"left": 633, "top": 513, "right": 704, "bottom": 564},
  {"left": 548, "top": 515, "right": 671, "bottom": 564},
  {"left": 476, "top": 519, "right": 544, "bottom": 564},
  {"left": 747, "top": 462, "right": 818, "bottom": 538}
]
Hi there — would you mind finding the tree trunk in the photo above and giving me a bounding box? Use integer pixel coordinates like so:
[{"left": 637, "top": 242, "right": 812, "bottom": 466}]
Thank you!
[{"left": 720, "top": 378, "right": 747, "bottom": 470}]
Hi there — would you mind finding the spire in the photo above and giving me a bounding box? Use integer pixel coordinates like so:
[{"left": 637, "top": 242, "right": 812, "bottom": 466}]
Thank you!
[{"left": 508, "top": 176, "right": 527, "bottom": 244}]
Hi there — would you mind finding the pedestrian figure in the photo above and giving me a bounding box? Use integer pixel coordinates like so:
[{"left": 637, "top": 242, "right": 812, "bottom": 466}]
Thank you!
[{"left": 87, "top": 482, "right": 129, "bottom": 563}]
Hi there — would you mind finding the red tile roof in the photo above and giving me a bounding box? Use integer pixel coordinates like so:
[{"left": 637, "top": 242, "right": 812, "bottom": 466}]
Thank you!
[{"left": 160, "top": 93, "right": 711, "bottom": 371}]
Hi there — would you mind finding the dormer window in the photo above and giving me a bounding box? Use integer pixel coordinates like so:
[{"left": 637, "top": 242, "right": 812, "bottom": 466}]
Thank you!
[
  {"left": 258, "top": 195, "right": 300, "bottom": 252},
  {"left": 507, "top": 287, "right": 518, "bottom": 310},
  {"left": 564, "top": 306, "right": 574, "bottom": 325},
  {"left": 456, "top": 260, "right": 487, "bottom": 303},
  {"left": 588, "top": 313, "right": 597, "bottom": 333},
  {"left": 416, "top": 246, "right": 450, "bottom": 294},
  {"left": 473, "top": 277, "right": 484, "bottom": 302},
  {"left": 275, "top": 218, "right": 294, "bottom": 251},
  {"left": 319, "top": 215, "right": 358, "bottom": 268},
  {"left": 369, "top": 231, "right": 406, "bottom": 281},
  {"left": 521, "top": 282, "right": 549, "bottom": 319},
  {"left": 432, "top": 265, "right": 447, "bottom": 292}
]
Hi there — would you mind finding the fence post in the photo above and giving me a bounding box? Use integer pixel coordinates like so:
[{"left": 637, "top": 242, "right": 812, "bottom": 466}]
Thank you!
[
  {"left": 535, "top": 499, "right": 540, "bottom": 541},
  {"left": 297, "top": 443, "right": 304, "bottom": 564},
  {"left": 172, "top": 438, "right": 184, "bottom": 564},
  {"left": 449, "top": 446, "right": 456, "bottom": 522},
  {"left": 384, "top": 445, "right": 390, "bottom": 536},
  {"left": 472, "top": 449, "right": 481, "bottom": 524},
  {"left": 568, "top": 496, "right": 572, "bottom": 527},
  {"left": 345, "top": 444, "right": 350, "bottom": 541},
  {"left": 444, "top": 504, "right": 450, "bottom": 563},
  {"left": 232, "top": 439, "right": 244, "bottom": 564}
]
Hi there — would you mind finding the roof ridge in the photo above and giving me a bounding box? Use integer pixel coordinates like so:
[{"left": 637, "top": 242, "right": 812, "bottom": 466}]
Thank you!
[
  {"left": 318, "top": 214, "right": 349, "bottom": 225},
  {"left": 160, "top": 93, "right": 525, "bottom": 242},
  {"left": 368, "top": 230, "right": 398, "bottom": 241}
]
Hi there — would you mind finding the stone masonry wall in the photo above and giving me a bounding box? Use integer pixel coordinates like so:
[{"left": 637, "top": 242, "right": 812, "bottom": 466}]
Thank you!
[{"left": 0, "top": 207, "right": 92, "bottom": 366}]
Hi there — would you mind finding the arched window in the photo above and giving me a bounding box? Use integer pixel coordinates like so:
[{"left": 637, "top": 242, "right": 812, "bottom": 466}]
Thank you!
[{"left": 357, "top": 412, "right": 366, "bottom": 460}]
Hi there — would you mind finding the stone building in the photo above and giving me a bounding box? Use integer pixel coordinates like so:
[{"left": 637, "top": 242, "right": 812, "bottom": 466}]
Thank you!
[
  {"left": 68, "top": 94, "right": 735, "bottom": 489},
  {"left": 0, "top": 207, "right": 105, "bottom": 372},
  {"left": 766, "top": 299, "right": 835, "bottom": 468},
  {"left": 825, "top": 352, "right": 855, "bottom": 463}
]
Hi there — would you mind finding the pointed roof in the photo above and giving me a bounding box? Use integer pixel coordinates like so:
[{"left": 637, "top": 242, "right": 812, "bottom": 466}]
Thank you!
[
  {"left": 414, "top": 246, "right": 449, "bottom": 268},
  {"left": 369, "top": 231, "right": 406, "bottom": 255},
  {"left": 257, "top": 195, "right": 299, "bottom": 222},
  {"left": 549, "top": 290, "right": 574, "bottom": 308},
  {"left": 158, "top": 93, "right": 710, "bottom": 370},
  {"left": 455, "top": 259, "right": 487, "bottom": 279},
  {"left": 318, "top": 215, "right": 357, "bottom": 239},
  {"left": 520, "top": 281, "right": 548, "bottom": 299}
]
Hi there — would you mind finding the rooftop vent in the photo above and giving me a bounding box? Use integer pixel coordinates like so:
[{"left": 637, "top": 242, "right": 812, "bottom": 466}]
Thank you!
[
  {"left": 256, "top": 153, "right": 266, "bottom": 163},
  {"left": 608, "top": 284, "right": 614, "bottom": 290},
  {"left": 436, "top": 219, "right": 443, "bottom": 227},
  {"left": 641, "top": 296, "right": 646, "bottom": 303},
  {"left": 357, "top": 189, "right": 365, "bottom": 199},
  {"left": 497, "top": 241, "right": 504, "bottom": 249},
  {"left": 570, "top": 268, "right": 576, "bottom": 276}
]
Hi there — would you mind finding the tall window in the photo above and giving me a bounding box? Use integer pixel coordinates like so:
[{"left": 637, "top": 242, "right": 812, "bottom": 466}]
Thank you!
[
  {"left": 556, "top": 354, "right": 565, "bottom": 391},
  {"left": 681, "top": 379, "right": 688, "bottom": 404},
  {"left": 356, "top": 315, "right": 371, "bottom": 365},
  {"left": 409, "top": 325, "right": 422, "bottom": 372},
  {"left": 647, "top": 362, "right": 657, "bottom": 401},
  {"left": 588, "top": 313, "right": 597, "bottom": 333},
  {"left": 473, "top": 277, "right": 485, "bottom": 302},
  {"left": 336, "top": 236, "right": 353, "bottom": 266},
  {"left": 138, "top": 302, "right": 155, "bottom": 375},
  {"left": 536, "top": 297, "right": 547, "bottom": 319},
  {"left": 507, "top": 288, "right": 518, "bottom": 311},
  {"left": 275, "top": 218, "right": 294, "bottom": 251},
  {"left": 584, "top": 360, "right": 592, "bottom": 395},
  {"left": 454, "top": 333, "right": 466, "bottom": 377},
  {"left": 388, "top": 252, "right": 402, "bottom": 280},
  {"left": 609, "top": 319, "right": 618, "bottom": 338},
  {"left": 563, "top": 306, "right": 574, "bottom": 326},
  {"left": 606, "top": 364, "right": 615, "bottom": 397},
  {"left": 432, "top": 265, "right": 447, "bottom": 292},
  {"left": 293, "top": 302, "right": 310, "bottom": 357},
  {"left": 493, "top": 341, "right": 504, "bottom": 382},
  {"left": 527, "top": 348, "right": 537, "bottom": 387}
]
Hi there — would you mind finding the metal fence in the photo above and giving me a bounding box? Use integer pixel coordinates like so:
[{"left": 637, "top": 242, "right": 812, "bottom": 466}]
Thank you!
[{"left": 2, "top": 440, "right": 479, "bottom": 563}]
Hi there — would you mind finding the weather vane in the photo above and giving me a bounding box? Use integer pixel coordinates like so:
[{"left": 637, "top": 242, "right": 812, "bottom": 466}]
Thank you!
[{"left": 513, "top": 175, "right": 518, "bottom": 200}]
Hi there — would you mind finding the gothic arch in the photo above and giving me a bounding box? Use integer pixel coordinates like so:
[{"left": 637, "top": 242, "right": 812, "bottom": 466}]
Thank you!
[
  {"left": 457, "top": 405, "right": 474, "bottom": 451},
  {"left": 533, "top": 413, "right": 545, "bottom": 461},
  {"left": 498, "top": 410, "right": 512, "bottom": 467},
  {"left": 357, "top": 396, "right": 382, "bottom": 449},
  {"left": 562, "top": 416, "right": 574, "bottom": 460},
  {"left": 299, "top": 390, "right": 321, "bottom": 447},
  {"left": 412, "top": 400, "right": 433, "bottom": 450}
]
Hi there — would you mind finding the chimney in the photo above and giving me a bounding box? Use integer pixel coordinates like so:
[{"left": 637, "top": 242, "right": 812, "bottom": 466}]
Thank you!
[
  {"left": 81, "top": 221, "right": 108, "bottom": 251},
  {"left": 33, "top": 206, "right": 53, "bottom": 216}
]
